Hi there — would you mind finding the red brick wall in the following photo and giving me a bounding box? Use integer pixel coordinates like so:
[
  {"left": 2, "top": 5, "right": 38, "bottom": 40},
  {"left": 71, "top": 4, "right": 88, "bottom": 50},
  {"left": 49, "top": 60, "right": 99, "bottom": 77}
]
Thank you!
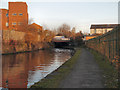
[
  {"left": 8, "top": 2, "right": 28, "bottom": 31},
  {"left": 0, "top": 9, "right": 9, "bottom": 30}
]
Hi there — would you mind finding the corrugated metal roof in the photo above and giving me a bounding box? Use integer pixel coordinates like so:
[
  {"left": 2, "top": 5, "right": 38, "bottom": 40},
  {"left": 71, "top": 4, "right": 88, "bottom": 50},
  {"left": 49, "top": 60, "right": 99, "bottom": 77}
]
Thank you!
[{"left": 90, "top": 24, "right": 118, "bottom": 29}]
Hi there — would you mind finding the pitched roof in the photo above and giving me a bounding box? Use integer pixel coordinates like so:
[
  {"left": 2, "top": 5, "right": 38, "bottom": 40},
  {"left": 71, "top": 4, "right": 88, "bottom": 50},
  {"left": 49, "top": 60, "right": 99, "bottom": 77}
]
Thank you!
[
  {"left": 28, "top": 23, "right": 43, "bottom": 30},
  {"left": 90, "top": 24, "right": 118, "bottom": 29}
]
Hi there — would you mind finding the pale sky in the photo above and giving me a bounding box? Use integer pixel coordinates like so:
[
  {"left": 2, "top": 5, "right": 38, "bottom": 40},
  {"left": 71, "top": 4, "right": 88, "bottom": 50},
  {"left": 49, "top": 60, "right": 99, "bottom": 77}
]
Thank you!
[{"left": 0, "top": 0, "right": 119, "bottom": 33}]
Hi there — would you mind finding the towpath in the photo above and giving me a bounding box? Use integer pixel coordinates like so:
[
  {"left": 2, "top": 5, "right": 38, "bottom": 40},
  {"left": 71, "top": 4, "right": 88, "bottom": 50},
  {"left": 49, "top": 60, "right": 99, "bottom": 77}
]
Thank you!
[{"left": 59, "top": 48, "right": 104, "bottom": 88}]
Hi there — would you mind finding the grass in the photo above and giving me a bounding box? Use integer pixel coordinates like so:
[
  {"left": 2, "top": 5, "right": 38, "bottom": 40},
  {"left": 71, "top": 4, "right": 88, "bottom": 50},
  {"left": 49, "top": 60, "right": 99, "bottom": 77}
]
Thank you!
[
  {"left": 30, "top": 48, "right": 81, "bottom": 88},
  {"left": 89, "top": 49, "right": 118, "bottom": 88}
]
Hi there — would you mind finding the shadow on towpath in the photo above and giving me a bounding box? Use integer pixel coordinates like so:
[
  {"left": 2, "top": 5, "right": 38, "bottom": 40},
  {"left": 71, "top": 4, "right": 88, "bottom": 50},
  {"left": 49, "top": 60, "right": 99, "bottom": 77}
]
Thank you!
[{"left": 59, "top": 48, "right": 104, "bottom": 88}]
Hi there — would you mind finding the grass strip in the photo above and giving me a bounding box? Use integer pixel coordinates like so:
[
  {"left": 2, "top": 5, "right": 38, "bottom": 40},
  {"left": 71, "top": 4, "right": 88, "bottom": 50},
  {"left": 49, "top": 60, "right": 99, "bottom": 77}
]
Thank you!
[
  {"left": 30, "top": 48, "right": 81, "bottom": 88},
  {"left": 90, "top": 49, "right": 118, "bottom": 88}
]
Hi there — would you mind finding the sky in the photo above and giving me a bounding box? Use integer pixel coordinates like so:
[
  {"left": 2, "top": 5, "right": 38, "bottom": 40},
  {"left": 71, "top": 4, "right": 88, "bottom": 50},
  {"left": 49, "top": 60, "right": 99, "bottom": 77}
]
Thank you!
[{"left": 0, "top": 0, "right": 119, "bottom": 33}]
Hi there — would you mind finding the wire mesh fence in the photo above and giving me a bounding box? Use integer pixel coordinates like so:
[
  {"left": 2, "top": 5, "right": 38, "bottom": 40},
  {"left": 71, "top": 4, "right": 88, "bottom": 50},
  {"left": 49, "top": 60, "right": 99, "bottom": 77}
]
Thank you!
[{"left": 86, "top": 25, "right": 120, "bottom": 68}]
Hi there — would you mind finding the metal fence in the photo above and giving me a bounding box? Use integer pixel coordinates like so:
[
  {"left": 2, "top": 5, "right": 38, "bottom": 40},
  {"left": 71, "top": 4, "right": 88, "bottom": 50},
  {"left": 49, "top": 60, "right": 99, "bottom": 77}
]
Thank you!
[{"left": 86, "top": 25, "right": 120, "bottom": 67}]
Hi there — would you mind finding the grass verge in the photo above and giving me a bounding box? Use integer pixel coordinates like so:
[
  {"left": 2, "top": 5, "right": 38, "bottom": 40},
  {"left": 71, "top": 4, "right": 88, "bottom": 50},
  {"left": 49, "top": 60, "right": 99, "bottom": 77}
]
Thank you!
[
  {"left": 30, "top": 48, "right": 81, "bottom": 88},
  {"left": 89, "top": 49, "right": 118, "bottom": 88}
]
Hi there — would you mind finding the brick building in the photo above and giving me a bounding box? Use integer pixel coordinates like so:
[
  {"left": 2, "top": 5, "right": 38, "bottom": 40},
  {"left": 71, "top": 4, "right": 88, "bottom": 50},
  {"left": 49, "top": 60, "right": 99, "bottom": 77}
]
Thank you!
[
  {"left": 28, "top": 23, "right": 43, "bottom": 33},
  {"left": 0, "top": 2, "right": 28, "bottom": 31},
  {"left": 90, "top": 24, "right": 118, "bottom": 35},
  {"left": 0, "top": 9, "right": 9, "bottom": 30}
]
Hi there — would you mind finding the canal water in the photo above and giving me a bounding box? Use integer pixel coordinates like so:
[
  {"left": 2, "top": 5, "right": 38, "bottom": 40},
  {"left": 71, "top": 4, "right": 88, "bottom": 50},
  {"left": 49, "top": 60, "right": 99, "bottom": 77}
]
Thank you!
[{"left": 2, "top": 48, "right": 72, "bottom": 88}]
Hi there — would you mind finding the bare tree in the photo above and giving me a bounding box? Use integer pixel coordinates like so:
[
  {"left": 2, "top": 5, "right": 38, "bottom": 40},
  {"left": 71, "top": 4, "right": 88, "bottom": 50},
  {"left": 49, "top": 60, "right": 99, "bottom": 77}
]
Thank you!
[
  {"left": 57, "top": 23, "right": 71, "bottom": 37},
  {"left": 71, "top": 27, "right": 76, "bottom": 39}
]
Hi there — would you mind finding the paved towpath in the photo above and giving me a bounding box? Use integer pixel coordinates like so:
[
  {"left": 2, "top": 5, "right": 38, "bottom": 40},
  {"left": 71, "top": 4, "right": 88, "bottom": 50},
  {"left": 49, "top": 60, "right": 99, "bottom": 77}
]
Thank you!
[{"left": 59, "top": 48, "right": 104, "bottom": 88}]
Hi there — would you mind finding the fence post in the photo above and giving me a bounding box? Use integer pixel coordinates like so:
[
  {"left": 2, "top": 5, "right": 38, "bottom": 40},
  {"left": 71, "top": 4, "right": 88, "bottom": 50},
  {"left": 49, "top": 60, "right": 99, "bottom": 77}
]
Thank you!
[{"left": 118, "top": 25, "right": 120, "bottom": 88}]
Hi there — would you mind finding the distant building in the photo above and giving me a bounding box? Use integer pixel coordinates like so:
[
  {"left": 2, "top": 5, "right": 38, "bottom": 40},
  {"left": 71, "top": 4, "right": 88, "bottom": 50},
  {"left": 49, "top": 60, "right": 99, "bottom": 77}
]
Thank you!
[
  {"left": 28, "top": 23, "right": 43, "bottom": 32},
  {"left": 83, "top": 35, "right": 96, "bottom": 41},
  {"left": 52, "top": 36, "right": 70, "bottom": 42},
  {"left": 0, "top": 2, "right": 28, "bottom": 30},
  {"left": 83, "top": 33, "right": 102, "bottom": 41},
  {"left": 90, "top": 24, "right": 118, "bottom": 35}
]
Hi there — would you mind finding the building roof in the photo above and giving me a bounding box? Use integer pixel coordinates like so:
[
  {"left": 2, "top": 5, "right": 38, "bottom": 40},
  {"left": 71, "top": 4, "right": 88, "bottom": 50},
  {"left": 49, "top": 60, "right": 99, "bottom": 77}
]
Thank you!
[
  {"left": 0, "top": 9, "right": 8, "bottom": 10},
  {"left": 9, "top": 2, "right": 27, "bottom": 4},
  {"left": 90, "top": 24, "right": 118, "bottom": 29},
  {"left": 28, "top": 23, "right": 43, "bottom": 31},
  {"left": 0, "top": 9, "right": 8, "bottom": 14},
  {"left": 0, "top": 9, "right": 8, "bottom": 12},
  {"left": 8, "top": 2, "right": 28, "bottom": 7},
  {"left": 32, "top": 23, "right": 43, "bottom": 30}
]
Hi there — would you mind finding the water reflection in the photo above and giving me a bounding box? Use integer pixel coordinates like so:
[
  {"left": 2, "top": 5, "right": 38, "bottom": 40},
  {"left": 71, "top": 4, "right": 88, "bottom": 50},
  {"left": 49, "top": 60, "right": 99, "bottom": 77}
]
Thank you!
[{"left": 2, "top": 48, "right": 72, "bottom": 88}]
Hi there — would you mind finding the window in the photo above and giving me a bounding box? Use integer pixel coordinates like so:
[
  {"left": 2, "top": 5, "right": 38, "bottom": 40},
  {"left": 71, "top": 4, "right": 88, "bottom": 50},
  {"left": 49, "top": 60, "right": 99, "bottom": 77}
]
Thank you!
[
  {"left": 6, "top": 13, "right": 8, "bottom": 17},
  {"left": 19, "top": 13, "right": 23, "bottom": 16},
  {"left": 6, "top": 22, "right": 8, "bottom": 27},
  {"left": 18, "top": 22, "right": 22, "bottom": 25},
  {"left": 12, "top": 22, "right": 16, "bottom": 25},
  {"left": 12, "top": 13, "right": 17, "bottom": 16}
]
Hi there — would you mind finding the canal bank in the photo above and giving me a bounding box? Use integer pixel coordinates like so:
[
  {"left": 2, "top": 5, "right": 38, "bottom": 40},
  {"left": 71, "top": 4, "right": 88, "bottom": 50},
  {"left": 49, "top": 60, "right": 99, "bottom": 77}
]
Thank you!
[
  {"left": 2, "top": 30, "right": 55, "bottom": 55},
  {"left": 30, "top": 47, "right": 80, "bottom": 88},
  {"left": 2, "top": 42, "right": 53, "bottom": 55}
]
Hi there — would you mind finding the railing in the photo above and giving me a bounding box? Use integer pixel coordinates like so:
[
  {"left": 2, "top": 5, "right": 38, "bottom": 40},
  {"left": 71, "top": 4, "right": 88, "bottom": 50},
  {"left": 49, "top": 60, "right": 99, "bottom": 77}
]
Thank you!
[{"left": 86, "top": 25, "right": 120, "bottom": 67}]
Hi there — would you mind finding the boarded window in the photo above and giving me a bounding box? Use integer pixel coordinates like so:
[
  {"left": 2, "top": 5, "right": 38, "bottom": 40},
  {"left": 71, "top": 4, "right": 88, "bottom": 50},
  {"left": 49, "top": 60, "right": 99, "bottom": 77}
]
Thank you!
[
  {"left": 18, "top": 22, "right": 22, "bottom": 25},
  {"left": 12, "top": 13, "right": 17, "bottom": 16}
]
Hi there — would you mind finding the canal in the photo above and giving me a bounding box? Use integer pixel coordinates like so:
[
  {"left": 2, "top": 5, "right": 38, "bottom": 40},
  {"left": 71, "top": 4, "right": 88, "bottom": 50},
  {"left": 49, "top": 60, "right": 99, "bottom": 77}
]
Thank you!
[{"left": 2, "top": 48, "right": 72, "bottom": 88}]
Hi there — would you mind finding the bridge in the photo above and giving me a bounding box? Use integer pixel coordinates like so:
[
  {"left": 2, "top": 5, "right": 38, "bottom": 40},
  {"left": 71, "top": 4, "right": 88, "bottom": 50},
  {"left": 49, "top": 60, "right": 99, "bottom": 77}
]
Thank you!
[{"left": 52, "top": 36, "right": 71, "bottom": 48}]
